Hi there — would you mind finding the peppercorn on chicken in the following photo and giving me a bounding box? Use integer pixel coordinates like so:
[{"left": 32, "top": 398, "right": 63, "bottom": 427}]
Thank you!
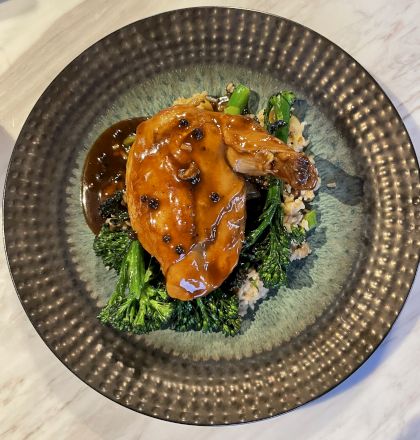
[{"left": 126, "top": 105, "right": 317, "bottom": 300}]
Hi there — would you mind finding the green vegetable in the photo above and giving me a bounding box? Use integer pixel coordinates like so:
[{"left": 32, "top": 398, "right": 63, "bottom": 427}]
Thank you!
[
  {"left": 98, "top": 240, "right": 173, "bottom": 333},
  {"left": 93, "top": 224, "right": 133, "bottom": 273},
  {"left": 245, "top": 177, "right": 283, "bottom": 249},
  {"left": 289, "top": 226, "right": 306, "bottom": 245},
  {"left": 251, "top": 211, "right": 290, "bottom": 288},
  {"left": 246, "top": 178, "right": 291, "bottom": 288},
  {"left": 99, "top": 190, "right": 129, "bottom": 223},
  {"left": 242, "top": 90, "right": 315, "bottom": 288},
  {"left": 303, "top": 210, "right": 317, "bottom": 230},
  {"left": 264, "top": 91, "right": 296, "bottom": 142},
  {"left": 98, "top": 240, "right": 242, "bottom": 336},
  {"left": 224, "top": 84, "right": 250, "bottom": 115},
  {"left": 170, "top": 290, "right": 242, "bottom": 336}
]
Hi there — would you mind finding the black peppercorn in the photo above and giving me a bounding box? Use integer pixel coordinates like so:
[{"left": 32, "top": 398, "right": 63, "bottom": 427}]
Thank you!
[
  {"left": 162, "top": 234, "right": 171, "bottom": 243},
  {"left": 148, "top": 197, "right": 159, "bottom": 210},
  {"left": 190, "top": 175, "right": 200, "bottom": 185},
  {"left": 191, "top": 128, "right": 204, "bottom": 140},
  {"left": 140, "top": 194, "right": 148, "bottom": 202},
  {"left": 178, "top": 118, "right": 189, "bottom": 128},
  {"left": 209, "top": 192, "right": 220, "bottom": 202},
  {"left": 175, "top": 245, "right": 185, "bottom": 255}
]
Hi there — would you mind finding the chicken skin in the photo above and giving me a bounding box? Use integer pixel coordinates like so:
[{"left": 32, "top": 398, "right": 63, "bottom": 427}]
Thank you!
[{"left": 126, "top": 105, "right": 317, "bottom": 300}]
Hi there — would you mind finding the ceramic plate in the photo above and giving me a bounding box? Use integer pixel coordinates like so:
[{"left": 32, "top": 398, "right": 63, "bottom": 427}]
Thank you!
[{"left": 4, "top": 7, "right": 419, "bottom": 424}]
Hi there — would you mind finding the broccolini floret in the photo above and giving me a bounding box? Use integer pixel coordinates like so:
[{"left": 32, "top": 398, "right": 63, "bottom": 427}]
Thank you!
[
  {"left": 99, "top": 190, "right": 129, "bottom": 223},
  {"left": 98, "top": 240, "right": 242, "bottom": 336},
  {"left": 289, "top": 226, "right": 306, "bottom": 245},
  {"left": 98, "top": 240, "right": 173, "bottom": 333},
  {"left": 170, "top": 289, "right": 242, "bottom": 336},
  {"left": 93, "top": 224, "right": 133, "bottom": 273},
  {"left": 251, "top": 215, "right": 290, "bottom": 288},
  {"left": 245, "top": 178, "right": 291, "bottom": 288}
]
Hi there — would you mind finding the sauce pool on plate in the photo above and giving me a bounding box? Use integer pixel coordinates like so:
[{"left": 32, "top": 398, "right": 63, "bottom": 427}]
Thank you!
[{"left": 81, "top": 117, "right": 146, "bottom": 234}]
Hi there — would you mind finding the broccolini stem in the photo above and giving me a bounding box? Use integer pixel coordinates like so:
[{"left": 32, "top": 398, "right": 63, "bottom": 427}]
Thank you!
[
  {"left": 224, "top": 84, "right": 250, "bottom": 115},
  {"left": 127, "top": 240, "right": 146, "bottom": 296},
  {"left": 109, "top": 257, "right": 129, "bottom": 305},
  {"left": 116, "top": 297, "right": 131, "bottom": 317},
  {"left": 245, "top": 178, "right": 283, "bottom": 248},
  {"left": 129, "top": 302, "right": 136, "bottom": 321}
]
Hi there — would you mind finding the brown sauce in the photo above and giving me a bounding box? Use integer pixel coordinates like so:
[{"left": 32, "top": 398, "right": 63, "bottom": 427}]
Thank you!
[{"left": 81, "top": 117, "right": 146, "bottom": 234}]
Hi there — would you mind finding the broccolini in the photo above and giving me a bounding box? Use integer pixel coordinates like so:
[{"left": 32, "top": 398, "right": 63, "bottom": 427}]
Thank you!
[
  {"left": 224, "top": 84, "right": 250, "bottom": 115},
  {"left": 245, "top": 177, "right": 283, "bottom": 249},
  {"left": 251, "top": 215, "right": 290, "bottom": 288},
  {"left": 93, "top": 224, "right": 133, "bottom": 273},
  {"left": 98, "top": 240, "right": 242, "bottom": 336},
  {"left": 170, "top": 289, "right": 242, "bottom": 336},
  {"left": 264, "top": 91, "right": 296, "bottom": 142},
  {"left": 246, "top": 179, "right": 291, "bottom": 288},
  {"left": 98, "top": 240, "right": 173, "bottom": 333},
  {"left": 245, "top": 90, "right": 313, "bottom": 289},
  {"left": 99, "top": 190, "right": 129, "bottom": 223}
]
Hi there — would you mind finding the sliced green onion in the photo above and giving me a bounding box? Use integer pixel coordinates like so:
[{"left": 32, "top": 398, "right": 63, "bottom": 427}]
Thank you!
[{"left": 303, "top": 210, "right": 317, "bottom": 230}]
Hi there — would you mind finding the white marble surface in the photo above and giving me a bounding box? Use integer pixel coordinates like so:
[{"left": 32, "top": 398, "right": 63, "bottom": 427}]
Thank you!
[{"left": 0, "top": 0, "right": 419, "bottom": 438}]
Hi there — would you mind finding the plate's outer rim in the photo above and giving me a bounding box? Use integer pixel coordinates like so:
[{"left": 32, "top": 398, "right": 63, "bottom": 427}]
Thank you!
[{"left": 3, "top": 6, "right": 420, "bottom": 425}]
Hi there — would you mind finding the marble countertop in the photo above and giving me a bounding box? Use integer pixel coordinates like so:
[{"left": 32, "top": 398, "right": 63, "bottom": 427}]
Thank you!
[{"left": 0, "top": 0, "right": 419, "bottom": 438}]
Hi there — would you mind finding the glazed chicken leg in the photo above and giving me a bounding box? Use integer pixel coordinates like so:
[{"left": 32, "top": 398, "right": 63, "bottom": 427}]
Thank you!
[{"left": 126, "top": 105, "right": 317, "bottom": 301}]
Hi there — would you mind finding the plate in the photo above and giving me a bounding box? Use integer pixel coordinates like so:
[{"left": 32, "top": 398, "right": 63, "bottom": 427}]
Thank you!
[{"left": 4, "top": 7, "right": 419, "bottom": 424}]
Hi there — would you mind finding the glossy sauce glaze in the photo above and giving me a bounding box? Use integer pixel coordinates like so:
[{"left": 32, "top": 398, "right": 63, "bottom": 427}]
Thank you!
[
  {"left": 126, "top": 106, "right": 247, "bottom": 300},
  {"left": 82, "top": 106, "right": 316, "bottom": 301},
  {"left": 81, "top": 117, "right": 146, "bottom": 234},
  {"left": 126, "top": 105, "right": 317, "bottom": 301}
]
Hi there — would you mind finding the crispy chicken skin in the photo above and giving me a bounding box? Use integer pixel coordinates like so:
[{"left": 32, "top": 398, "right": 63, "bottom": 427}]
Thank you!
[{"left": 126, "top": 105, "right": 317, "bottom": 300}]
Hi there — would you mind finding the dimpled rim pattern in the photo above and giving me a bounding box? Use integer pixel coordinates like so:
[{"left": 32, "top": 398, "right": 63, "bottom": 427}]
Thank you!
[{"left": 3, "top": 7, "right": 420, "bottom": 425}]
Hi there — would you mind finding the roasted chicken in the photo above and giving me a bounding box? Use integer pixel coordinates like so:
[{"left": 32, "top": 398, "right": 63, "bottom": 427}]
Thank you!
[{"left": 126, "top": 105, "right": 317, "bottom": 300}]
